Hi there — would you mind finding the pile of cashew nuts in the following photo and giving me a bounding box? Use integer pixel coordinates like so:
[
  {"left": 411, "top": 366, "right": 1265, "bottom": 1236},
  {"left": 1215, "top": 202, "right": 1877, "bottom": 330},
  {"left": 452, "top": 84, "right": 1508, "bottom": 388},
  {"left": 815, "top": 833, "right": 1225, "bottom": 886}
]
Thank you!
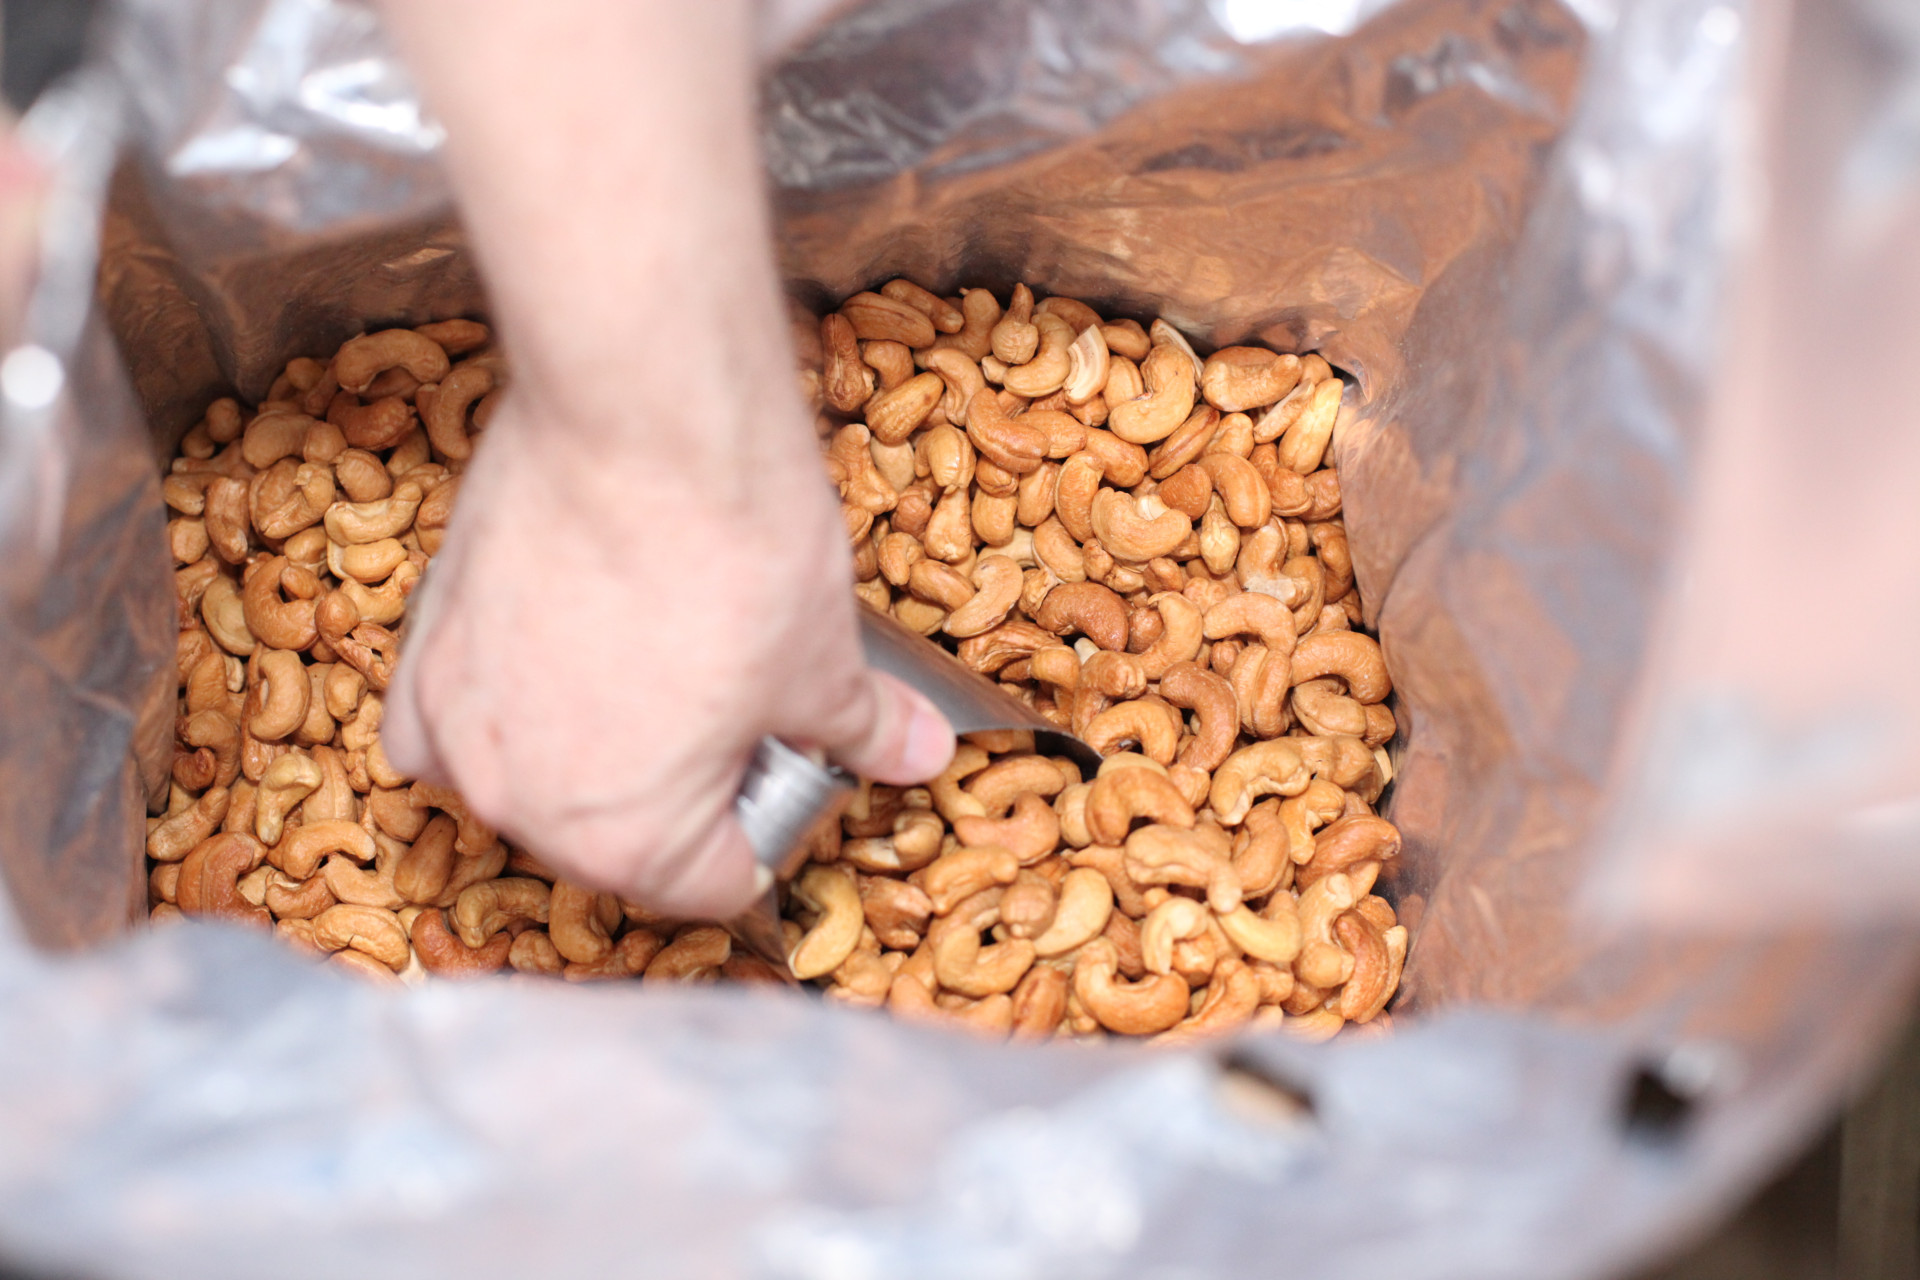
[
  {"left": 152, "top": 322, "right": 786, "bottom": 985},
  {"left": 796, "top": 281, "right": 1406, "bottom": 1042},
  {"left": 150, "top": 284, "right": 1407, "bottom": 1041}
]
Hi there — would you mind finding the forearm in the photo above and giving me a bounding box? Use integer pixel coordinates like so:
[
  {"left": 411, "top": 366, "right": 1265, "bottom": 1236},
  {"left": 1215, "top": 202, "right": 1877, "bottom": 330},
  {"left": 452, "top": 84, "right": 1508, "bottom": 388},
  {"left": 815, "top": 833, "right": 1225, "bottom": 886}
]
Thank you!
[{"left": 375, "top": 0, "right": 796, "bottom": 480}]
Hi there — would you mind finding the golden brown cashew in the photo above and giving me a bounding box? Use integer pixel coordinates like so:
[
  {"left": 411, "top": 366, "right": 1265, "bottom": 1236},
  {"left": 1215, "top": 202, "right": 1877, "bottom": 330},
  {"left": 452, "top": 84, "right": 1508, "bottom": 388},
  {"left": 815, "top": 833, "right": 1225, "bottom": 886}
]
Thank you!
[
  {"left": 860, "top": 875, "right": 934, "bottom": 950},
  {"left": 1205, "top": 591, "right": 1296, "bottom": 653},
  {"left": 548, "top": 880, "right": 616, "bottom": 965},
  {"left": 269, "top": 818, "right": 377, "bottom": 880},
  {"left": 1200, "top": 347, "right": 1302, "bottom": 413},
  {"left": 1062, "top": 324, "right": 1110, "bottom": 405},
  {"left": 1125, "top": 824, "right": 1241, "bottom": 913},
  {"left": 1288, "top": 631, "right": 1390, "bottom": 702},
  {"left": 1096, "top": 318, "right": 1149, "bottom": 361},
  {"left": 339, "top": 561, "right": 420, "bottom": 627},
  {"left": 965, "top": 389, "right": 1047, "bottom": 474},
  {"left": 1084, "top": 767, "right": 1194, "bottom": 844},
  {"left": 944, "top": 555, "right": 1023, "bottom": 637},
  {"left": 820, "top": 313, "right": 875, "bottom": 413},
  {"left": 989, "top": 284, "right": 1038, "bottom": 365},
  {"left": 1083, "top": 698, "right": 1183, "bottom": 764},
  {"left": 1292, "top": 889, "right": 1358, "bottom": 995},
  {"left": 916, "top": 845, "right": 1020, "bottom": 915},
  {"left": 1335, "top": 913, "right": 1405, "bottom": 1024},
  {"left": 1140, "top": 896, "right": 1208, "bottom": 975},
  {"left": 1107, "top": 343, "right": 1197, "bottom": 445},
  {"left": 423, "top": 363, "right": 492, "bottom": 461},
  {"left": 1158, "top": 661, "right": 1238, "bottom": 771},
  {"left": 453, "top": 877, "right": 551, "bottom": 949},
  {"left": 261, "top": 868, "right": 335, "bottom": 920},
  {"left": 563, "top": 928, "right": 665, "bottom": 982},
  {"left": 1293, "top": 733, "right": 1381, "bottom": 792},
  {"left": 201, "top": 478, "right": 251, "bottom": 564},
  {"left": 1292, "top": 676, "right": 1367, "bottom": 739},
  {"left": 1198, "top": 453, "right": 1272, "bottom": 528},
  {"left": 180, "top": 709, "right": 242, "bottom": 788},
  {"left": 334, "top": 329, "right": 450, "bottom": 393},
  {"left": 1218, "top": 902, "right": 1302, "bottom": 965},
  {"left": 998, "top": 870, "right": 1059, "bottom": 940},
  {"left": 1071, "top": 938, "right": 1188, "bottom": 1035},
  {"left": 410, "top": 907, "right": 510, "bottom": 976},
  {"left": 1052, "top": 452, "right": 1104, "bottom": 542},
  {"left": 843, "top": 291, "right": 937, "bottom": 348},
  {"left": 413, "top": 319, "right": 490, "bottom": 355},
  {"left": 953, "top": 792, "right": 1060, "bottom": 864},
  {"left": 147, "top": 785, "right": 231, "bottom": 862},
  {"left": 1227, "top": 643, "right": 1292, "bottom": 739},
  {"left": 247, "top": 648, "right": 310, "bottom": 741},
  {"left": 646, "top": 925, "right": 734, "bottom": 982},
  {"left": 1030, "top": 867, "right": 1114, "bottom": 956},
  {"left": 1079, "top": 428, "right": 1149, "bottom": 486},
  {"left": 881, "top": 278, "right": 964, "bottom": 333},
  {"left": 1153, "top": 957, "right": 1260, "bottom": 1046},
  {"left": 1297, "top": 815, "right": 1402, "bottom": 889},
  {"left": 1089, "top": 489, "right": 1190, "bottom": 563},
  {"left": 313, "top": 903, "right": 411, "bottom": 971},
  {"left": 391, "top": 813, "right": 458, "bottom": 904},
  {"left": 923, "top": 287, "right": 1000, "bottom": 361},
  {"left": 866, "top": 372, "right": 945, "bottom": 445},
  {"left": 240, "top": 410, "right": 313, "bottom": 469},
  {"left": 1010, "top": 964, "right": 1071, "bottom": 1039},
  {"left": 252, "top": 751, "right": 322, "bottom": 845},
  {"left": 1002, "top": 313, "right": 1074, "bottom": 397},
  {"left": 1210, "top": 739, "right": 1312, "bottom": 825},
  {"left": 789, "top": 865, "right": 864, "bottom": 980},
  {"left": 323, "top": 481, "right": 423, "bottom": 545},
  {"left": 921, "top": 348, "right": 988, "bottom": 426},
  {"left": 176, "top": 832, "right": 270, "bottom": 925},
  {"left": 333, "top": 396, "right": 416, "bottom": 452},
  {"left": 1278, "top": 377, "right": 1343, "bottom": 474},
  {"left": 862, "top": 338, "right": 915, "bottom": 391},
  {"left": 1030, "top": 579, "right": 1129, "bottom": 651},
  {"left": 321, "top": 853, "right": 404, "bottom": 910},
  {"left": 508, "top": 929, "right": 566, "bottom": 976},
  {"left": 930, "top": 888, "right": 1035, "bottom": 997}
]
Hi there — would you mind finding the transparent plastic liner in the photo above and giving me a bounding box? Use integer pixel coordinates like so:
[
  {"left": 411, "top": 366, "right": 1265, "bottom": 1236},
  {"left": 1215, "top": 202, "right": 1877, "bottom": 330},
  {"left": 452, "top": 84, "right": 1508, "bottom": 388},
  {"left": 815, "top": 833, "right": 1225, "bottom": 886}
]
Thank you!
[{"left": 0, "top": 0, "right": 1916, "bottom": 1277}]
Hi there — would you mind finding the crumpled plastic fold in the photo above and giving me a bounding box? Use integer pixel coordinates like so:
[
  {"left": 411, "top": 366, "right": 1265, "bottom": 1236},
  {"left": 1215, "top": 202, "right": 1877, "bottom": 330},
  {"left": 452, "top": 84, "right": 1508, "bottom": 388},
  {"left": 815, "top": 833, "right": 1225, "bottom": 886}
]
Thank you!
[{"left": 0, "top": 0, "right": 1916, "bottom": 1276}]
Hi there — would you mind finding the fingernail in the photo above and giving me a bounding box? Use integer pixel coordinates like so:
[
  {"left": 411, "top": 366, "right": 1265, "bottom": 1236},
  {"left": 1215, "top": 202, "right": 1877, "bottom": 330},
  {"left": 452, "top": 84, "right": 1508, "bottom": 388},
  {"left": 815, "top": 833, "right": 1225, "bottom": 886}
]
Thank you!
[{"left": 898, "top": 692, "right": 956, "bottom": 781}]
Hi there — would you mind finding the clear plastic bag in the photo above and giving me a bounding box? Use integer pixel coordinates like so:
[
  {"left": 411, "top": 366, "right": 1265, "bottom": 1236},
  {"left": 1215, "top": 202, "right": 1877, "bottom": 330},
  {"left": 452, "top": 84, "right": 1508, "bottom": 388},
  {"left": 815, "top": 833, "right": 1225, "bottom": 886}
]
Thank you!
[{"left": 2, "top": 1, "right": 1917, "bottom": 1276}]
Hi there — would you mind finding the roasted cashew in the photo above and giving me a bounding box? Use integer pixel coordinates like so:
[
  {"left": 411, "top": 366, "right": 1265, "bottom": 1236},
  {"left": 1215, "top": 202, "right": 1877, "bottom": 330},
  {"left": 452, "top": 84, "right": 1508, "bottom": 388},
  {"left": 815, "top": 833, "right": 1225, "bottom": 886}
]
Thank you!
[
  {"left": 553, "top": 929, "right": 658, "bottom": 982},
  {"left": 334, "top": 329, "right": 450, "bottom": 394},
  {"left": 862, "top": 338, "right": 915, "bottom": 392},
  {"left": 1334, "top": 912, "right": 1405, "bottom": 1024},
  {"left": 1089, "top": 488, "right": 1190, "bottom": 563},
  {"left": 1072, "top": 938, "right": 1188, "bottom": 1035},
  {"left": 1030, "top": 579, "right": 1128, "bottom": 651},
  {"left": 1278, "top": 377, "right": 1344, "bottom": 474},
  {"left": 866, "top": 372, "right": 945, "bottom": 445},
  {"left": 1293, "top": 733, "right": 1381, "bottom": 792},
  {"left": 998, "top": 870, "right": 1059, "bottom": 940},
  {"left": 915, "top": 844, "right": 1020, "bottom": 915},
  {"left": 313, "top": 903, "right": 411, "bottom": 972},
  {"left": 1140, "top": 895, "right": 1208, "bottom": 975},
  {"left": 252, "top": 750, "right": 321, "bottom": 845},
  {"left": 1083, "top": 697, "right": 1183, "bottom": 764},
  {"left": 965, "top": 388, "right": 1048, "bottom": 474},
  {"left": 240, "top": 410, "right": 314, "bottom": 469},
  {"left": 177, "top": 832, "right": 269, "bottom": 925},
  {"left": 270, "top": 818, "right": 377, "bottom": 879},
  {"left": 1002, "top": 312, "right": 1074, "bottom": 397},
  {"left": 1157, "top": 462, "right": 1212, "bottom": 519},
  {"left": 789, "top": 865, "right": 864, "bottom": 980},
  {"left": 930, "top": 888, "right": 1034, "bottom": 998},
  {"left": 1084, "top": 766, "right": 1194, "bottom": 844},
  {"left": 1147, "top": 406, "right": 1225, "bottom": 481},
  {"left": 1294, "top": 873, "right": 1358, "bottom": 990},
  {"left": 1217, "top": 902, "right": 1302, "bottom": 964},
  {"left": 1198, "top": 453, "right": 1271, "bottom": 528},
  {"left": 1298, "top": 814, "right": 1401, "bottom": 889},
  {"left": 410, "top": 906, "right": 510, "bottom": 976},
  {"left": 1153, "top": 957, "right": 1260, "bottom": 1046},
  {"left": 1160, "top": 660, "right": 1238, "bottom": 771},
  {"left": 1205, "top": 591, "right": 1296, "bottom": 654},
  {"left": 1052, "top": 452, "right": 1104, "bottom": 542},
  {"left": 843, "top": 291, "right": 937, "bottom": 348},
  {"left": 1062, "top": 324, "right": 1110, "bottom": 405},
  {"left": 1125, "top": 824, "right": 1241, "bottom": 913},
  {"left": 820, "top": 313, "right": 875, "bottom": 413},
  {"left": 922, "top": 287, "right": 1000, "bottom": 361},
  {"left": 1029, "top": 867, "right": 1114, "bottom": 957},
  {"left": 989, "top": 284, "right": 1038, "bottom": 365},
  {"left": 1079, "top": 428, "right": 1149, "bottom": 487},
  {"left": 321, "top": 851, "right": 404, "bottom": 909},
  {"left": 1292, "top": 676, "right": 1367, "bottom": 739},
  {"left": 1010, "top": 964, "right": 1071, "bottom": 1039},
  {"left": 860, "top": 874, "right": 934, "bottom": 950},
  {"left": 453, "top": 877, "right": 551, "bottom": 949},
  {"left": 1107, "top": 343, "right": 1197, "bottom": 445},
  {"left": 645, "top": 924, "right": 733, "bottom": 982},
  {"left": 1228, "top": 643, "right": 1293, "bottom": 738},
  {"left": 548, "top": 880, "right": 617, "bottom": 965},
  {"left": 202, "top": 477, "right": 252, "bottom": 565},
  {"left": 422, "top": 363, "right": 492, "bottom": 461},
  {"left": 1200, "top": 347, "right": 1302, "bottom": 413},
  {"left": 1210, "top": 739, "right": 1312, "bottom": 825},
  {"left": 830, "top": 423, "right": 899, "bottom": 515},
  {"left": 945, "top": 554, "right": 1023, "bottom": 637},
  {"left": 953, "top": 792, "right": 1060, "bottom": 864},
  {"left": 147, "top": 785, "right": 231, "bottom": 861},
  {"left": 251, "top": 459, "right": 337, "bottom": 540},
  {"left": 410, "top": 781, "right": 497, "bottom": 854},
  {"left": 1288, "top": 630, "right": 1389, "bottom": 702},
  {"left": 247, "top": 648, "right": 311, "bottom": 740},
  {"left": 324, "top": 481, "right": 423, "bottom": 545},
  {"left": 180, "top": 709, "right": 242, "bottom": 789},
  {"left": 879, "top": 278, "right": 964, "bottom": 333},
  {"left": 261, "top": 868, "right": 335, "bottom": 919}
]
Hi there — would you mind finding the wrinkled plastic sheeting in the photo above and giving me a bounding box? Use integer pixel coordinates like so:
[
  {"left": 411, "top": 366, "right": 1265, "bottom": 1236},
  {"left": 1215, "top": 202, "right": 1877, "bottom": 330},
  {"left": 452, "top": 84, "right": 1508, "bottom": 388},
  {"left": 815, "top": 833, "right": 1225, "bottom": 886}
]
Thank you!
[{"left": 0, "top": 0, "right": 1916, "bottom": 1277}]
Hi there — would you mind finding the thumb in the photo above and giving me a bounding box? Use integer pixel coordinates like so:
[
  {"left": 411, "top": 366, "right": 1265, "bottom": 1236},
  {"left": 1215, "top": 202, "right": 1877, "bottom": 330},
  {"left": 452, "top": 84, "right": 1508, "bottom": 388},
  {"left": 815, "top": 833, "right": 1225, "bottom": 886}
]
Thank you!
[{"left": 820, "top": 669, "right": 956, "bottom": 786}]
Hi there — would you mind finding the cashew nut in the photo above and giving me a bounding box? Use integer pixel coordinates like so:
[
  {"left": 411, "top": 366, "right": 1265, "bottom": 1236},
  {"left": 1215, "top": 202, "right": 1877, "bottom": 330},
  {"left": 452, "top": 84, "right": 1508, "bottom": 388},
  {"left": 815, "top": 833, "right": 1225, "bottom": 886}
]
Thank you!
[{"left": 789, "top": 865, "right": 865, "bottom": 980}]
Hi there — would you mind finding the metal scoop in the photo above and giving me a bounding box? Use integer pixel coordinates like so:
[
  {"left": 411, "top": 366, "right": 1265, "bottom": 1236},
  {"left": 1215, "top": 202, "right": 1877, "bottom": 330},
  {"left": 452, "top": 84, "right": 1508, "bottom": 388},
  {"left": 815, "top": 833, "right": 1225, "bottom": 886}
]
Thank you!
[{"left": 726, "top": 608, "right": 1100, "bottom": 972}]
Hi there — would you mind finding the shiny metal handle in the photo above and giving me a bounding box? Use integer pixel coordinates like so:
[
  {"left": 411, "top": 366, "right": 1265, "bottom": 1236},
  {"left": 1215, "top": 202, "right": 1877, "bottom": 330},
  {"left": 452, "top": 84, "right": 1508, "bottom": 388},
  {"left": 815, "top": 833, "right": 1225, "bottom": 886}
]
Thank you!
[{"left": 734, "top": 736, "right": 853, "bottom": 879}]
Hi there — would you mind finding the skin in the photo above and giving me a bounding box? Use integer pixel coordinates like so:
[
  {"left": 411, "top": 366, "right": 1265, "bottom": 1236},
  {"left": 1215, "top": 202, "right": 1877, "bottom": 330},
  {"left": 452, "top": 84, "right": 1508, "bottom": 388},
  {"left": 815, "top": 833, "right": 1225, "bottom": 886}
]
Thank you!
[{"left": 374, "top": 0, "right": 955, "bottom": 918}]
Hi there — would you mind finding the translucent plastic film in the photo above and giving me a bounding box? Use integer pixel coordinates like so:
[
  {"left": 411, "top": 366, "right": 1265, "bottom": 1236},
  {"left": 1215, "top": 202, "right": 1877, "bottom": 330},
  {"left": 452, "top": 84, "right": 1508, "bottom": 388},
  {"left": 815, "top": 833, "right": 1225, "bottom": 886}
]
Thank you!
[{"left": 1, "top": 1, "right": 1917, "bottom": 1278}]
